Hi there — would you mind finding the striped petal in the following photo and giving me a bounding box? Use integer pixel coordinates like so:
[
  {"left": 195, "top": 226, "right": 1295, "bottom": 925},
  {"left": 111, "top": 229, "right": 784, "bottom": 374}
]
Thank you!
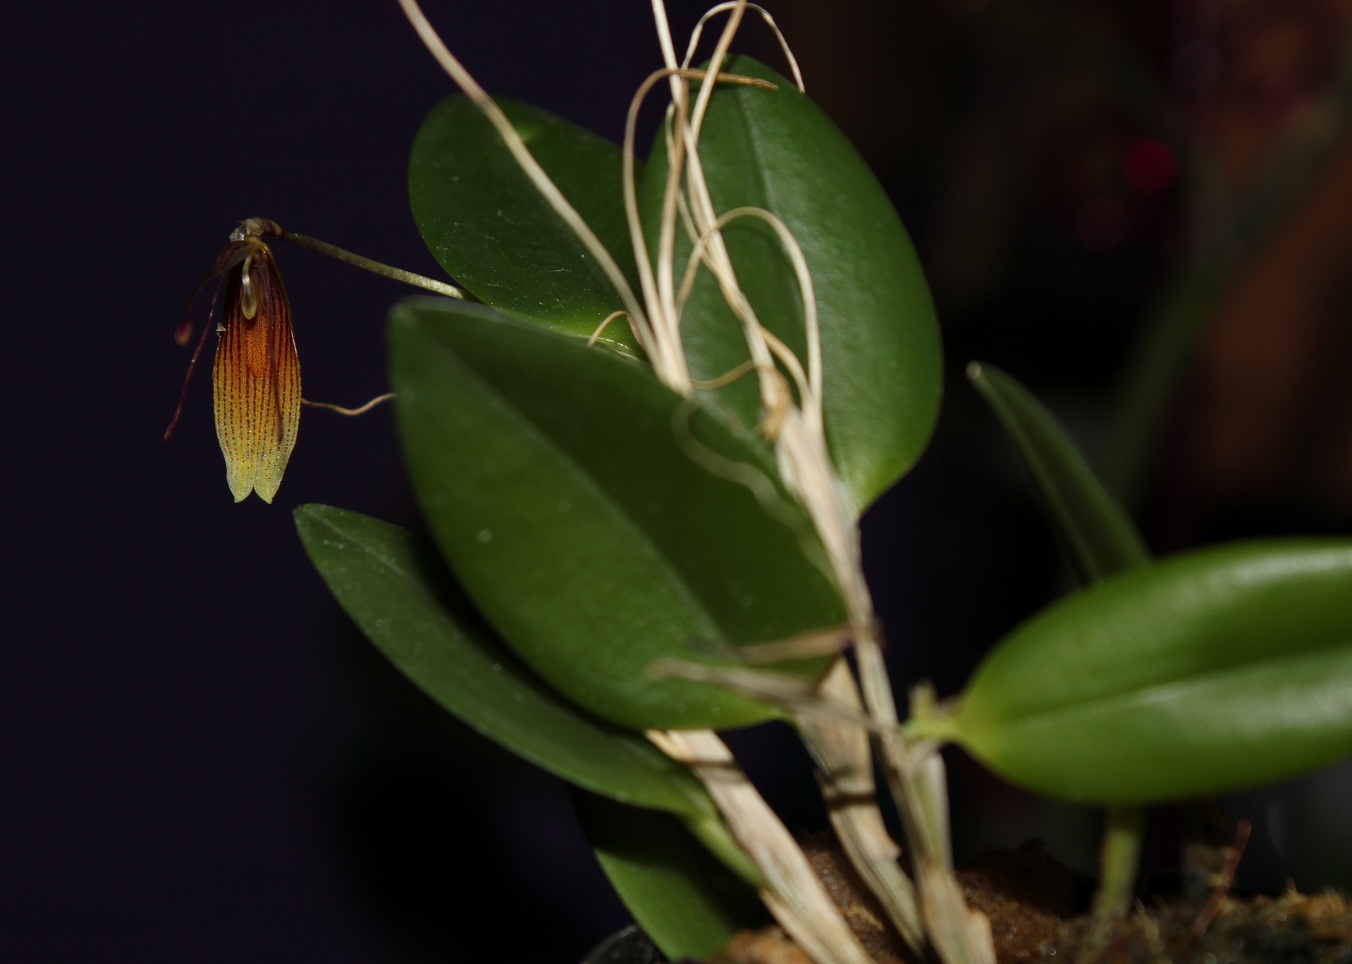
[{"left": 212, "top": 240, "right": 301, "bottom": 503}]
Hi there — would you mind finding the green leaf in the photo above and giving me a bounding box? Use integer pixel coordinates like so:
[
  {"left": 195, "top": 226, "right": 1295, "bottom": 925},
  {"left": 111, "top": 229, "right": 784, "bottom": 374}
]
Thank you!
[
  {"left": 640, "top": 56, "right": 942, "bottom": 510},
  {"left": 940, "top": 540, "right": 1352, "bottom": 803},
  {"left": 968, "top": 362, "right": 1149, "bottom": 584},
  {"left": 409, "top": 96, "right": 640, "bottom": 352},
  {"left": 571, "top": 787, "right": 766, "bottom": 960},
  {"left": 294, "top": 503, "right": 713, "bottom": 817},
  {"left": 390, "top": 299, "right": 845, "bottom": 730}
]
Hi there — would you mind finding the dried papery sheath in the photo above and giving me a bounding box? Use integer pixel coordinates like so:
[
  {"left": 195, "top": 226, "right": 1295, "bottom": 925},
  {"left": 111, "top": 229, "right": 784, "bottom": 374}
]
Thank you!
[{"left": 210, "top": 236, "right": 301, "bottom": 503}]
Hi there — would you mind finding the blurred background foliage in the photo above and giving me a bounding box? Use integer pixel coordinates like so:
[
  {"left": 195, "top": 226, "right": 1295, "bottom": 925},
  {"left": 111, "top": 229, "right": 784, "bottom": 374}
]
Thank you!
[{"left": 751, "top": 0, "right": 1352, "bottom": 906}]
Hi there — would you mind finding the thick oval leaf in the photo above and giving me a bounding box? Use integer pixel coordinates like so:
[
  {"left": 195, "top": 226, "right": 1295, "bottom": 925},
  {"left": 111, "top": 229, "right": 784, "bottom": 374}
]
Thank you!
[
  {"left": 968, "top": 362, "right": 1149, "bottom": 584},
  {"left": 295, "top": 503, "right": 713, "bottom": 818},
  {"left": 390, "top": 299, "right": 845, "bottom": 730},
  {"left": 409, "top": 95, "right": 640, "bottom": 352},
  {"left": 572, "top": 787, "right": 766, "bottom": 961},
  {"left": 640, "top": 56, "right": 942, "bottom": 510},
  {"left": 940, "top": 540, "right": 1352, "bottom": 803}
]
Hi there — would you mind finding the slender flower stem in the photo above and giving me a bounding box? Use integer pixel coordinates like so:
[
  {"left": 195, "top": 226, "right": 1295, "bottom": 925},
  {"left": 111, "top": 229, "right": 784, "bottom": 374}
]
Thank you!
[
  {"left": 301, "top": 393, "right": 396, "bottom": 416},
  {"left": 278, "top": 230, "right": 469, "bottom": 300}
]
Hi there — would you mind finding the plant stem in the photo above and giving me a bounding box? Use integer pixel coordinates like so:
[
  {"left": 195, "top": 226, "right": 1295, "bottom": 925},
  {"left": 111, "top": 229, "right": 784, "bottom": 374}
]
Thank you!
[
  {"left": 278, "top": 229, "right": 469, "bottom": 300},
  {"left": 1081, "top": 804, "right": 1145, "bottom": 959},
  {"left": 648, "top": 728, "right": 874, "bottom": 964},
  {"left": 798, "top": 661, "right": 926, "bottom": 957},
  {"left": 1093, "top": 804, "right": 1145, "bottom": 919}
]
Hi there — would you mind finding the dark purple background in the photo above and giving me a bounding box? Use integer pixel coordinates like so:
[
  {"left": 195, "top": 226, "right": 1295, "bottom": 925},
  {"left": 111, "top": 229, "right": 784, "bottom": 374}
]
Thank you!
[{"left": 7, "top": 3, "right": 699, "bottom": 960}]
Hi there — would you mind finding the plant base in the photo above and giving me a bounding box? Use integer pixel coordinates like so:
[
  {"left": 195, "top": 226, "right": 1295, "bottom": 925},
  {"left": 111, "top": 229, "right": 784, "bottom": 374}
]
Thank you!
[{"left": 710, "top": 838, "right": 1352, "bottom": 963}]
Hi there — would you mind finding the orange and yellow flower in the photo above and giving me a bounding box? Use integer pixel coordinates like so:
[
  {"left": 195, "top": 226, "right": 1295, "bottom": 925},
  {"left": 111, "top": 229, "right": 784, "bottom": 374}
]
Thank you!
[
  {"left": 212, "top": 235, "right": 301, "bottom": 503},
  {"left": 166, "top": 219, "right": 301, "bottom": 503}
]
